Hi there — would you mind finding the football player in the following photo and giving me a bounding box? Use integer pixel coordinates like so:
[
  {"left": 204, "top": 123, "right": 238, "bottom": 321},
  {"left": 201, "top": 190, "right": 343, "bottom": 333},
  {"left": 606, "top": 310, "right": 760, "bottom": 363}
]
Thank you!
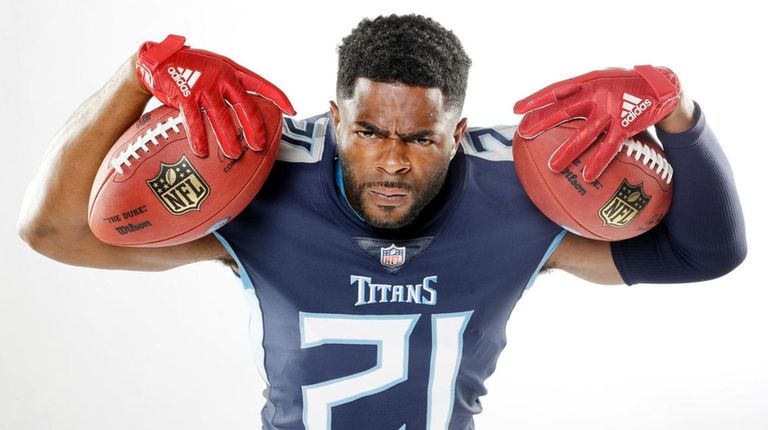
[{"left": 18, "top": 14, "right": 746, "bottom": 430}]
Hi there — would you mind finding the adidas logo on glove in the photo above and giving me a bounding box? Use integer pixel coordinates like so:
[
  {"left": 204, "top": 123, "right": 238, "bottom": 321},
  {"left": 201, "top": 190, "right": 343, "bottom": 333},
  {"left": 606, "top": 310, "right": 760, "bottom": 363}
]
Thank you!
[
  {"left": 166, "top": 67, "right": 201, "bottom": 97},
  {"left": 620, "top": 93, "right": 653, "bottom": 128}
]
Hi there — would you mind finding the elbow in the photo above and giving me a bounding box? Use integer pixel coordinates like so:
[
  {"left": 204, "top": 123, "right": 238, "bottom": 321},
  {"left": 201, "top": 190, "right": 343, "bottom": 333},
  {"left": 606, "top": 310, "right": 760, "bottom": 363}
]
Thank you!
[
  {"left": 714, "top": 228, "right": 748, "bottom": 278},
  {"left": 17, "top": 217, "right": 87, "bottom": 264},
  {"left": 711, "top": 209, "right": 749, "bottom": 279},
  {"left": 692, "top": 239, "right": 748, "bottom": 282},
  {"left": 715, "top": 239, "right": 748, "bottom": 278},
  {"left": 17, "top": 217, "right": 39, "bottom": 249},
  {"left": 17, "top": 184, "right": 58, "bottom": 257},
  {"left": 17, "top": 219, "right": 58, "bottom": 258}
]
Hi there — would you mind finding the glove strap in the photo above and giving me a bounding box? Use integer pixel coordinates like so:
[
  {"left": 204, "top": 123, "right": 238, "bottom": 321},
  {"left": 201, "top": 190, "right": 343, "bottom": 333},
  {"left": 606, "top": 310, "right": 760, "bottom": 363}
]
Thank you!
[
  {"left": 634, "top": 65, "right": 677, "bottom": 101},
  {"left": 140, "top": 34, "right": 186, "bottom": 68}
]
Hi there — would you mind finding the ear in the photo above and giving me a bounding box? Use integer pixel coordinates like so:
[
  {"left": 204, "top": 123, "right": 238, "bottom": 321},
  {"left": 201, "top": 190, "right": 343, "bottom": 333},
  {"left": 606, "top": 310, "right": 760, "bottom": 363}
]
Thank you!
[
  {"left": 329, "top": 100, "right": 341, "bottom": 129},
  {"left": 451, "top": 117, "right": 468, "bottom": 159}
]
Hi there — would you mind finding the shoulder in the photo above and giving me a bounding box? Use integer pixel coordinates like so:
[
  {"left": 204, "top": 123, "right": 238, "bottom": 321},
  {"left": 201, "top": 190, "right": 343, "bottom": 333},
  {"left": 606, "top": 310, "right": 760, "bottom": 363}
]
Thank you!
[
  {"left": 275, "top": 113, "right": 332, "bottom": 164},
  {"left": 459, "top": 124, "right": 516, "bottom": 162},
  {"left": 452, "top": 123, "right": 547, "bottom": 217},
  {"left": 455, "top": 124, "right": 519, "bottom": 192},
  {"left": 226, "top": 113, "right": 334, "bottom": 215}
]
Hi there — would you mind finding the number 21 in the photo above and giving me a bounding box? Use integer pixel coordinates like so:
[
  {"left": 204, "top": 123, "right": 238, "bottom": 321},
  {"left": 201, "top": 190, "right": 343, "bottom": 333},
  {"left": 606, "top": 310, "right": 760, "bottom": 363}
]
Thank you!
[{"left": 300, "top": 311, "right": 473, "bottom": 430}]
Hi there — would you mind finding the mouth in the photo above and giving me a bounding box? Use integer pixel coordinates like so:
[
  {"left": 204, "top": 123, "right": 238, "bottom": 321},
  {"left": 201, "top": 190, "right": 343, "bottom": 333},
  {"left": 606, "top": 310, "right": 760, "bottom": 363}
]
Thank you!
[{"left": 367, "top": 186, "right": 410, "bottom": 207}]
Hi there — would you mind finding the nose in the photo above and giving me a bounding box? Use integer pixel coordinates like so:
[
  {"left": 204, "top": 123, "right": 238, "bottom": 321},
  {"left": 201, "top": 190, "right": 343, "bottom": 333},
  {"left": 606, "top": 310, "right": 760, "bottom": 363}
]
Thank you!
[{"left": 375, "top": 139, "right": 411, "bottom": 176}]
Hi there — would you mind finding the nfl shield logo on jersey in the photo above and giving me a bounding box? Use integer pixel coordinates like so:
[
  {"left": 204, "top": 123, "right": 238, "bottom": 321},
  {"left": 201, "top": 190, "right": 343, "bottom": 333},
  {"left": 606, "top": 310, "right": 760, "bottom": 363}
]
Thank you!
[{"left": 380, "top": 244, "right": 406, "bottom": 268}]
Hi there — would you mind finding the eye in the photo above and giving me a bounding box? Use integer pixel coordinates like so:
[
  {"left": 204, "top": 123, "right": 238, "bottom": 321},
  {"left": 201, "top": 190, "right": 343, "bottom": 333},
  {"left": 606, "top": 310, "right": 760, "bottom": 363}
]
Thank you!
[
  {"left": 414, "top": 138, "right": 433, "bottom": 146},
  {"left": 355, "top": 130, "right": 376, "bottom": 139}
]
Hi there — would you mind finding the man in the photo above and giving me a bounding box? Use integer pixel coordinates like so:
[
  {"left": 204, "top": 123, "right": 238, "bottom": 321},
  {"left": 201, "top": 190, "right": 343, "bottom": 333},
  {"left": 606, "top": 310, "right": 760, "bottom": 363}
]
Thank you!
[{"left": 18, "top": 14, "right": 746, "bottom": 430}]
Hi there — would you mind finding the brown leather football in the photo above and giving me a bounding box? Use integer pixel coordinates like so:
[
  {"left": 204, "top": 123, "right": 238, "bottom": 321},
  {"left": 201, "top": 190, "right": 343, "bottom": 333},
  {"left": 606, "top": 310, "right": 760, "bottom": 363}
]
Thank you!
[
  {"left": 513, "top": 120, "right": 673, "bottom": 241},
  {"left": 88, "top": 96, "right": 282, "bottom": 247}
]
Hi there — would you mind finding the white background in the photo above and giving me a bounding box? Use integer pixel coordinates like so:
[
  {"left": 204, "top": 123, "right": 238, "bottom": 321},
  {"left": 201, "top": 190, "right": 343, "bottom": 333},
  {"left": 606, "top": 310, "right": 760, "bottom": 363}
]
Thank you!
[{"left": 1, "top": 1, "right": 766, "bottom": 429}]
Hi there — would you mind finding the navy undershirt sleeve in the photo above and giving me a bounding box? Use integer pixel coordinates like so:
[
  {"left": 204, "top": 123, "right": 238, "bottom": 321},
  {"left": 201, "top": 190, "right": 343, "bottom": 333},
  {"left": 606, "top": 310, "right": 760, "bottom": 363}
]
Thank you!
[{"left": 610, "top": 102, "right": 747, "bottom": 285}]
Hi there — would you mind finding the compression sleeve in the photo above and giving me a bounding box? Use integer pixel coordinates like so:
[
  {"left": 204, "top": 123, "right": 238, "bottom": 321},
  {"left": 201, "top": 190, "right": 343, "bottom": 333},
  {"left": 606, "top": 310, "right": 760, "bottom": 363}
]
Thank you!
[{"left": 610, "top": 102, "right": 747, "bottom": 285}]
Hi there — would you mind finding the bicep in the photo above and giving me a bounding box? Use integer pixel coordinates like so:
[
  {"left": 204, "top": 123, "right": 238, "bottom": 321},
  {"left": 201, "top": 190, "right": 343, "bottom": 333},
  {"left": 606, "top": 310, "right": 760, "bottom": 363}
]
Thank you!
[{"left": 544, "top": 233, "right": 624, "bottom": 285}]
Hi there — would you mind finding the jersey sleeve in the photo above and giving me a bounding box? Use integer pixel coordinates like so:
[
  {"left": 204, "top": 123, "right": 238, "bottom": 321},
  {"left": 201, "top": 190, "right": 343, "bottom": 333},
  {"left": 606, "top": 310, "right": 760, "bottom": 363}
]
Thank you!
[{"left": 610, "top": 102, "right": 747, "bottom": 285}]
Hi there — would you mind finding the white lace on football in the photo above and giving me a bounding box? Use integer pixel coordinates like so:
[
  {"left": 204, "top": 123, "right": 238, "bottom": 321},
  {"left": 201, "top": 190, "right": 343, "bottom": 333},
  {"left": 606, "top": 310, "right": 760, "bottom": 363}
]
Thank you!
[
  {"left": 622, "top": 138, "right": 674, "bottom": 184},
  {"left": 111, "top": 114, "right": 184, "bottom": 175}
]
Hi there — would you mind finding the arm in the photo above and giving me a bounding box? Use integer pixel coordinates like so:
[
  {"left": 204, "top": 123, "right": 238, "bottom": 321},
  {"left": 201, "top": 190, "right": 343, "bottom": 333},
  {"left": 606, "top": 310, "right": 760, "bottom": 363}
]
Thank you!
[
  {"left": 545, "top": 94, "right": 747, "bottom": 284},
  {"left": 545, "top": 233, "right": 623, "bottom": 285},
  {"left": 17, "top": 55, "right": 231, "bottom": 271}
]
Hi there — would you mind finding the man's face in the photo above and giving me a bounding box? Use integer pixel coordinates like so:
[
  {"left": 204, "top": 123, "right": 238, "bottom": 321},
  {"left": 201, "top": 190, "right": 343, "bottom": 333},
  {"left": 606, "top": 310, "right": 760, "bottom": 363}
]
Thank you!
[{"left": 330, "top": 78, "right": 467, "bottom": 229}]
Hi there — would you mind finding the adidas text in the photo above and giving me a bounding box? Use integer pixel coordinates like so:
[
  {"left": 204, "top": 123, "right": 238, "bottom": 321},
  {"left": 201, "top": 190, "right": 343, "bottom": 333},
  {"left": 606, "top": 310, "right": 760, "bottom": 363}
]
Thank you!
[
  {"left": 621, "top": 99, "right": 653, "bottom": 127},
  {"left": 168, "top": 67, "right": 192, "bottom": 97}
]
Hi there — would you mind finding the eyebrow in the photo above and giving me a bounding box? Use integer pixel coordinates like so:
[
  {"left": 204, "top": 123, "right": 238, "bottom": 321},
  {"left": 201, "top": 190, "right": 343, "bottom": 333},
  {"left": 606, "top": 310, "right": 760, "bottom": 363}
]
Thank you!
[{"left": 354, "top": 121, "right": 436, "bottom": 141}]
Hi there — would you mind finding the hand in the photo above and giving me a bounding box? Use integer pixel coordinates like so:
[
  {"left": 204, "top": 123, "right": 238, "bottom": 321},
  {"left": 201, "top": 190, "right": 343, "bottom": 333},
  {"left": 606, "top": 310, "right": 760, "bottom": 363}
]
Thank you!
[
  {"left": 514, "top": 65, "right": 680, "bottom": 182},
  {"left": 136, "top": 34, "right": 295, "bottom": 158}
]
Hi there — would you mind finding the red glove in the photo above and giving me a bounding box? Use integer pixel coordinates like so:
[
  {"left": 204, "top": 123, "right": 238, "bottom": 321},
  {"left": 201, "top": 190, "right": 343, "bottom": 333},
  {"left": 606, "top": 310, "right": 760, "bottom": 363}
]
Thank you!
[
  {"left": 513, "top": 65, "right": 680, "bottom": 182},
  {"left": 136, "top": 34, "right": 295, "bottom": 158}
]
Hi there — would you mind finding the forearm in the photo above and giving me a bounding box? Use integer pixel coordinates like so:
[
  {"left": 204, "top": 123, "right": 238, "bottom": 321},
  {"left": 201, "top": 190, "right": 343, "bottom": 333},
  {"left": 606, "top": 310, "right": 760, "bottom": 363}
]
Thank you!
[
  {"left": 611, "top": 100, "right": 747, "bottom": 284},
  {"left": 18, "top": 55, "right": 151, "bottom": 253}
]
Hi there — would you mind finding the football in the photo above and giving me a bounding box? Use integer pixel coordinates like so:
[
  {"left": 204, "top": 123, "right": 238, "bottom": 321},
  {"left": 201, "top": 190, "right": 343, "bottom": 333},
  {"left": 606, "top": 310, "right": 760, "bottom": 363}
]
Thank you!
[
  {"left": 88, "top": 96, "right": 283, "bottom": 247},
  {"left": 513, "top": 120, "right": 673, "bottom": 241}
]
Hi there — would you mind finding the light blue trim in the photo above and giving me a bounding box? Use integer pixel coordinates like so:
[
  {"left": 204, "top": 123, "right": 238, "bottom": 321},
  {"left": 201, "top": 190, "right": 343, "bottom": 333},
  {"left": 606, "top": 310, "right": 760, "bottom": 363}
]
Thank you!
[
  {"left": 426, "top": 311, "right": 473, "bottom": 430},
  {"left": 524, "top": 229, "right": 567, "bottom": 291},
  {"left": 212, "top": 232, "right": 270, "bottom": 388},
  {"left": 334, "top": 158, "right": 365, "bottom": 222},
  {"left": 213, "top": 231, "right": 254, "bottom": 291}
]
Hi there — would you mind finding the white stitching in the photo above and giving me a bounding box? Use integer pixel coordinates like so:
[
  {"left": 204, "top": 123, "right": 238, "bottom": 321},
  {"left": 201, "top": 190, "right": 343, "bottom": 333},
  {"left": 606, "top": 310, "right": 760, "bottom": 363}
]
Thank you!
[
  {"left": 111, "top": 114, "right": 183, "bottom": 175},
  {"left": 622, "top": 137, "right": 673, "bottom": 184}
]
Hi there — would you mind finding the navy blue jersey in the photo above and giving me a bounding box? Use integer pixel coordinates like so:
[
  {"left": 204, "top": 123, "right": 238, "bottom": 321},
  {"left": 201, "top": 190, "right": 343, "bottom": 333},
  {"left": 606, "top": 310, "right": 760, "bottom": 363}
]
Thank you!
[{"left": 215, "top": 113, "right": 565, "bottom": 430}]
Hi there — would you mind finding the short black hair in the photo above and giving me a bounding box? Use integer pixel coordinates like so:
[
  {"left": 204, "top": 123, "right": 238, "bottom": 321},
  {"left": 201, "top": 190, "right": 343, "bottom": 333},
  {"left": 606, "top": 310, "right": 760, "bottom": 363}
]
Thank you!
[{"left": 336, "top": 14, "right": 472, "bottom": 112}]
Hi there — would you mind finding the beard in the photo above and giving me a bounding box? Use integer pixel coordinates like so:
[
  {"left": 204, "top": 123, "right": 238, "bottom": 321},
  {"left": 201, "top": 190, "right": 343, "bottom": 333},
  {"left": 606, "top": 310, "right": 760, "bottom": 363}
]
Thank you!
[{"left": 338, "top": 152, "right": 451, "bottom": 229}]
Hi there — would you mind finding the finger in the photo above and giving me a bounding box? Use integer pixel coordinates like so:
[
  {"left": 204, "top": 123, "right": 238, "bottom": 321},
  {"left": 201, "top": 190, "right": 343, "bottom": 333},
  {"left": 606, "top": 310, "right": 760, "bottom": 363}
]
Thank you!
[
  {"left": 178, "top": 102, "right": 209, "bottom": 157},
  {"left": 514, "top": 67, "right": 640, "bottom": 114},
  {"left": 513, "top": 81, "right": 582, "bottom": 114},
  {"left": 582, "top": 124, "right": 625, "bottom": 183},
  {"left": 203, "top": 94, "right": 243, "bottom": 159},
  {"left": 548, "top": 116, "right": 610, "bottom": 173},
  {"left": 194, "top": 51, "right": 296, "bottom": 115},
  {"left": 223, "top": 84, "right": 267, "bottom": 152},
  {"left": 236, "top": 69, "right": 296, "bottom": 116},
  {"left": 518, "top": 99, "right": 593, "bottom": 138}
]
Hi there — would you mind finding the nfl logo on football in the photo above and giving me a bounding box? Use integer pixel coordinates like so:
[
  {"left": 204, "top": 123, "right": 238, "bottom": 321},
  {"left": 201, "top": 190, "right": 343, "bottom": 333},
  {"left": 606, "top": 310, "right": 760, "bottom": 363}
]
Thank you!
[{"left": 380, "top": 244, "right": 406, "bottom": 268}]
